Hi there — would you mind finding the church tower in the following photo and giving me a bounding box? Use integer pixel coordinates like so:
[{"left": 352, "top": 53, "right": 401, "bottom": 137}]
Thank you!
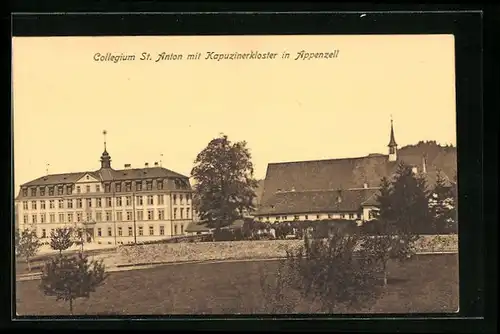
[
  {"left": 388, "top": 118, "right": 398, "bottom": 162},
  {"left": 100, "top": 130, "right": 112, "bottom": 169}
]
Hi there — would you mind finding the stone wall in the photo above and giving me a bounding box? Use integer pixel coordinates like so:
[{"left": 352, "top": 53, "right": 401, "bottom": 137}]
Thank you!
[{"left": 93, "top": 234, "right": 458, "bottom": 268}]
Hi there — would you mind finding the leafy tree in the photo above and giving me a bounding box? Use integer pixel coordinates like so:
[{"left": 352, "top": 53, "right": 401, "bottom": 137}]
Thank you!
[
  {"left": 50, "top": 227, "right": 74, "bottom": 255},
  {"left": 18, "top": 229, "right": 41, "bottom": 272},
  {"left": 40, "top": 252, "right": 108, "bottom": 315},
  {"left": 285, "top": 230, "right": 381, "bottom": 313},
  {"left": 258, "top": 260, "right": 297, "bottom": 313},
  {"left": 428, "top": 170, "right": 457, "bottom": 234},
  {"left": 191, "top": 134, "right": 259, "bottom": 230}
]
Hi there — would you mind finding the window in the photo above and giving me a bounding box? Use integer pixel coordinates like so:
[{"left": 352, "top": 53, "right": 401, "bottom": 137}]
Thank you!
[
  {"left": 116, "top": 183, "right": 121, "bottom": 192},
  {"left": 48, "top": 187, "right": 54, "bottom": 196},
  {"left": 22, "top": 189, "right": 28, "bottom": 196},
  {"left": 349, "top": 213, "right": 354, "bottom": 219},
  {"left": 86, "top": 212, "right": 92, "bottom": 221},
  {"left": 86, "top": 175, "right": 90, "bottom": 180},
  {"left": 40, "top": 201, "right": 46, "bottom": 209},
  {"left": 118, "top": 227, "right": 123, "bottom": 236},
  {"left": 157, "top": 180, "right": 163, "bottom": 190},
  {"left": 96, "top": 185, "right": 100, "bottom": 192},
  {"left": 137, "top": 210, "right": 143, "bottom": 221},
  {"left": 105, "top": 184, "right": 111, "bottom": 193},
  {"left": 138, "top": 226, "right": 143, "bottom": 236},
  {"left": 173, "top": 194, "right": 177, "bottom": 204},
  {"left": 180, "top": 208, "right": 184, "bottom": 219},
  {"left": 116, "top": 212, "right": 123, "bottom": 221},
  {"left": 282, "top": 216, "right": 287, "bottom": 220},
  {"left": 173, "top": 208, "right": 177, "bottom": 219},
  {"left": 149, "top": 225, "right": 154, "bottom": 235},
  {"left": 340, "top": 214, "right": 345, "bottom": 219},
  {"left": 96, "top": 212, "right": 102, "bottom": 221},
  {"left": 125, "top": 183, "right": 131, "bottom": 192},
  {"left": 146, "top": 182, "right": 152, "bottom": 191},
  {"left": 181, "top": 225, "right": 184, "bottom": 234},
  {"left": 356, "top": 213, "right": 361, "bottom": 219},
  {"left": 49, "top": 200, "right": 55, "bottom": 209},
  {"left": 186, "top": 208, "right": 190, "bottom": 219},
  {"left": 96, "top": 198, "right": 102, "bottom": 208},
  {"left": 126, "top": 196, "right": 131, "bottom": 206},
  {"left": 136, "top": 181, "right": 142, "bottom": 191},
  {"left": 32, "top": 214, "right": 37, "bottom": 223},
  {"left": 31, "top": 188, "right": 36, "bottom": 196},
  {"left": 147, "top": 196, "right": 154, "bottom": 205},
  {"left": 66, "top": 185, "right": 72, "bottom": 194},
  {"left": 147, "top": 210, "right": 154, "bottom": 220},
  {"left": 59, "top": 213, "right": 64, "bottom": 223},
  {"left": 49, "top": 213, "right": 55, "bottom": 223},
  {"left": 116, "top": 197, "right": 122, "bottom": 207},
  {"left": 40, "top": 213, "right": 46, "bottom": 223},
  {"left": 58, "top": 200, "right": 64, "bottom": 209},
  {"left": 328, "top": 214, "right": 332, "bottom": 219},
  {"left": 23, "top": 215, "right": 28, "bottom": 224},
  {"left": 128, "top": 226, "right": 133, "bottom": 236},
  {"left": 158, "top": 209, "right": 164, "bottom": 220},
  {"left": 316, "top": 215, "right": 320, "bottom": 219},
  {"left": 174, "top": 225, "right": 177, "bottom": 235},
  {"left": 86, "top": 185, "right": 91, "bottom": 193},
  {"left": 368, "top": 211, "right": 374, "bottom": 219},
  {"left": 86, "top": 198, "right": 92, "bottom": 207},
  {"left": 76, "top": 212, "right": 82, "bottom": 222},
  {"left": 180, "top": 194, "right": 184, "bottom": 205},
  {"left": 76, "top": 199, "right": 82, "bottom": 208},
  {"left": 97, "top": 228, "right": 102, "bottom": 237},
  {"left": 41, "top": 229, "right": 46, "bottom": 238},
  {"left": 67, "top": 199, "right": 73, "bottom": 208},
  {"left": 107, "top": 227, "right": 112, "bottom": 237},
  {"left": 158, "top": 195, "right": 164, "bottom": 205},
  {"left": 304, "top": 215, "right": 309, "bottom": 220},
  {"left": 126, "top": 211, "right": 132, "bottom": 221},
  {"left": 23, "top": 201, "right": 28, "bottom": 210},
  {"left": 31, "top": 201, "right": 37, "bottom": 210},
  {"left": 159, "top": 225, "right": 165, "bottom": 235},
  {"left": 106, "top": 197, "right": 112, "bottom": 207},
  {"left": 136, "top": 196, "right": 143, "bottom": 206},
  {"left": 58, "top": 186, "right": 64, "bottom": 195},
  {"left": 105, "top": 211, "right": 112, "bottom": 221},
  {"left": 40, "top": 188, "right": 45, "bottom": 196},
  {"left": 77, "top": 186, "right": 81, "bottom": 194}
]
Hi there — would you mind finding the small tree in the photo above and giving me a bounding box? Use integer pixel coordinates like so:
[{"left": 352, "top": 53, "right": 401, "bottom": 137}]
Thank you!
[
  {"left": 50, "top": 227, "right": 74, "bottom": 255},
  {"left": 428, "top": 170, "right": 457, "bottom": 234},
  {"left": 40, "top": 252, "right": 108, "bottom": 315},
  {"left": 258, "top": 260, "right": 297, "bottom": 313},
  {"left": 18, "top": 229, "right": 41, "bottom": 272},
  {"left": 286, "top": 230, "right": 381, "bottom": 313}
]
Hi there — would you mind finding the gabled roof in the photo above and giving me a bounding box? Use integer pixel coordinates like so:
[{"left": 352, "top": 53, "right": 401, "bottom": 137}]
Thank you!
[{"left": 256, "top": 188, "right": 378, "bottom": 216}]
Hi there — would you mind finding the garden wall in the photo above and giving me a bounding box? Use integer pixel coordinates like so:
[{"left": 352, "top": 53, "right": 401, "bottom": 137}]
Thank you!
[{"left": 94, "top": 234, "right": 458, "bottom": 269}]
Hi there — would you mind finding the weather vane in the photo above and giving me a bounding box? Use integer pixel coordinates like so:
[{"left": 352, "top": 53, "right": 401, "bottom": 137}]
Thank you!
[{"left": 102, "top": 130, "right": 107, "bottom": 150}]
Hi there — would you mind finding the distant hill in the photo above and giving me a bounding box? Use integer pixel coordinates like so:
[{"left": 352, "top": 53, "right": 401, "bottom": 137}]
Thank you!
[{"left": 398, "top": 140, "right": 457, "bottom": 180}]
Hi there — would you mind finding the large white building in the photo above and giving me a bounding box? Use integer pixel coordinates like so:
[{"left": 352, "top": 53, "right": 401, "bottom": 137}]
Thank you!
[{"left": 15, "top": 139, "right": 195, "bottom": 245}]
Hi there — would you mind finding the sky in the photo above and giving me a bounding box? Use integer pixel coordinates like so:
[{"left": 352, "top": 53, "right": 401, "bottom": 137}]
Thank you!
[{"left": 12, "top": 34, "right": 456, "bottom": 192}]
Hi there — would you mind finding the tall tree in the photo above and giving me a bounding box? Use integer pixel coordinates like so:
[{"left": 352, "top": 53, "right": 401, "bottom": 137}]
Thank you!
[
  {"left": 40, "top": 252, "right": 108, "bottom": 315},
  {"left": 50, "top": 227, "right": 74, "bottom": 255},
  {"left": 18, "top": 229, "right": 41, "bottom": 272},
  {"left": 191, "top": 134, "right": 258, "bottom": 229}
]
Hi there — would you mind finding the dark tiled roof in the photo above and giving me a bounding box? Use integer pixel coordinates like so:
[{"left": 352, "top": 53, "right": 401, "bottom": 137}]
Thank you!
[{"left": 256, "top": 189, "right": 378, "bottom": 216}]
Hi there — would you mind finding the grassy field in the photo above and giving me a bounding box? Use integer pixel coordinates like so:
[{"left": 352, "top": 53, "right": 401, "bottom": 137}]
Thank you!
[{"left": 16, "top": 254, "right": 458, "bottom": 315}]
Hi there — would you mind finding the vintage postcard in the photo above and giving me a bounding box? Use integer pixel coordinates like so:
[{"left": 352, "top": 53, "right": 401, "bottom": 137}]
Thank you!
[{"left": 13, "top": 34, "right": 458, "bottom": 316}]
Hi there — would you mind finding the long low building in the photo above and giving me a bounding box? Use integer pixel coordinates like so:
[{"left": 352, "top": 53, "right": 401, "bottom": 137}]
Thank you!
[
  {"left": 15, "top": 136, "right": 195, "bottom": 245},
  {"left": 255, "top": 120, "right": 455, "bottom": 224}
]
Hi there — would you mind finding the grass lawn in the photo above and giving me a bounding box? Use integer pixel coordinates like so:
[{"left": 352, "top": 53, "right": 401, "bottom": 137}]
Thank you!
[{"left": 16, "top": 254, "right": 458, "bottom": 315}]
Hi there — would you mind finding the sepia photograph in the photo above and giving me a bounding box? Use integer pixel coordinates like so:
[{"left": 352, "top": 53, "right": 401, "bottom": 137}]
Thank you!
[{"left": 13, "top": 34, "right": 458, "bottom": 316}]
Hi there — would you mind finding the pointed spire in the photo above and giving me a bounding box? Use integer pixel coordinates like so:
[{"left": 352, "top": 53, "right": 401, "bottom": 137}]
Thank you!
[
  {"left": 388, "top": 116, "right": 397, "bottom": 147},
  {"left": 102, "top": 129, "right": 108, "bottom": 152},
  {"left": 100, "top": 130, "right": 111, "bottom": 169}
]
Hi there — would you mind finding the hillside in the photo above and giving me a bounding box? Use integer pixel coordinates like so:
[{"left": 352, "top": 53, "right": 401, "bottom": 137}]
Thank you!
[{"left": 398, "top": 141, "right": 457, "bottom": 180}]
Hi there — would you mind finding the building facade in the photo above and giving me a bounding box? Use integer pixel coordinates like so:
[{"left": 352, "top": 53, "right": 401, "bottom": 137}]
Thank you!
[
  {"left": 255, "top": 120, "right": 454, "bottom": 224},
  {"left": 15, "top": 142, "right": 195, "bottom": 245}
]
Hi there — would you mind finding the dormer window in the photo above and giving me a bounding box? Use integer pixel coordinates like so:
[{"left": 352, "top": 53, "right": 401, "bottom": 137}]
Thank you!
[
  {"left": 66, "top": 185, "right": 72, "bottom": 194},
  {"left": 116, "top": 183, "right": 122, "bottom": 192},
  {"left": 57, "top": 186, "right": 63, "bottom": 195},
  {"left": 77, "top": 186, "right": 81, "bottom": 194},
  {"left": 48, "top": 187, "right": 54, "bottom": 196},
  {"left": 337, "top": 196, "right": 342, "bottom": 203},
  {"left": 125, "top": 182, "right": 131, "bottom": 192},
  {"left": 136, "top": 181, "right": 142, "bottom": 191},
  {"left": 146, "top": 181, "right": 152, "bottom": 191},
  {"left": 22, "top": 188, "right": 28, "bottom": 197},
  {"left": 31, "top": 188, "right": 36, "bottom": 196},
  {"left": 104, "top": 184, "right": 111, "bottom": 193},
  {"left": 39, "top": 187, "right": 45, "bottom": 196},
  {"left": 157, "top": 180, "right": 163, "bottom": 190}
]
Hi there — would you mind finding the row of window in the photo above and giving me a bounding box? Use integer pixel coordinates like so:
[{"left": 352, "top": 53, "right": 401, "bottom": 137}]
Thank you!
[
  {"left": 22, "top": 178, "right": 189, "bottom": 197},
  {"left": 39, "top": 224, "right": 185, "bottom": 238},
  {"left": 21, "top": 194, "right": 191, "bottom": 210},
  {"left": 260, "top": 213, "right": 362, "bottom": 221},
  {"left": 23, "top": 207, "right": 192, "bottom": 224}
]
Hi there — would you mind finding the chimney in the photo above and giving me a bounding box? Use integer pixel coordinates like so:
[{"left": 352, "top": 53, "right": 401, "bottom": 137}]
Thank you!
[
  {"left": 422, "top": 155, "right": 427, "bottom": 174},
  {"left": 154, "top": 162, "right": 159, "bottom": 167},
  {"left": 124, "top": 164, "right": 131, "bottom": 169},
  {"left": 145, "top": 162, "right": 149, "bottom": 168}
]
